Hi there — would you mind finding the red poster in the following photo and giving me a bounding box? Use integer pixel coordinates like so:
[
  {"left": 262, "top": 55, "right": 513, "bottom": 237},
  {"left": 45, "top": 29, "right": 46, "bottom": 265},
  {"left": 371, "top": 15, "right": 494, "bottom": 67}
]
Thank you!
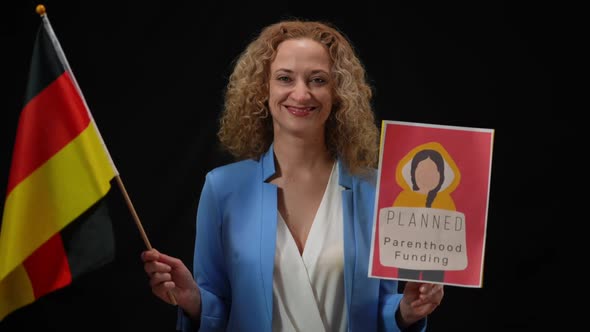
[{"left": 369, "top": 121, "right": 494, "bottom": 287}]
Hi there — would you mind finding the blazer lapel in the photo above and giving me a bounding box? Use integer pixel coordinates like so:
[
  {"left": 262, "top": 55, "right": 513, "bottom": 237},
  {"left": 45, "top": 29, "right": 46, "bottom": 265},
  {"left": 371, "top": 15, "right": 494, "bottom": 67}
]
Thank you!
[
  {"left": 339, "top": 161, "right": 356, "bottom": 329},
  {"left": 260, "top": 145, "right": 278, "bottom": 324}
]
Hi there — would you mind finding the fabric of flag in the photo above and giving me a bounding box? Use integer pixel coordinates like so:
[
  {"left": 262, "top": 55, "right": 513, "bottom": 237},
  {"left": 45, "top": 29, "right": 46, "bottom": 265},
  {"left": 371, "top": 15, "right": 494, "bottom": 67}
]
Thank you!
[{"left": 0, "top": 13, "right": 119, "bottom": 321}]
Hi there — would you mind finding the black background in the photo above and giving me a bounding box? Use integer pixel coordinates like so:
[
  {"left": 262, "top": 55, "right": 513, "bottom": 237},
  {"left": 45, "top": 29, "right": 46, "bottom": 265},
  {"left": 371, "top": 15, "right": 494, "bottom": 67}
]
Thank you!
[{"left": 3, "top": 1, "right": 561, "bottom": 331}]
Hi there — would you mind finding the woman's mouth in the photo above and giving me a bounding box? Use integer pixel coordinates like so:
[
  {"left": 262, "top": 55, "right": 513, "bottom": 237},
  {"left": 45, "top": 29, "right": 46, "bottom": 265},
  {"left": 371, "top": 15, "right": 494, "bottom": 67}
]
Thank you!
[{"left": 285, "top": 106, "right": 316, "bottom": 117}]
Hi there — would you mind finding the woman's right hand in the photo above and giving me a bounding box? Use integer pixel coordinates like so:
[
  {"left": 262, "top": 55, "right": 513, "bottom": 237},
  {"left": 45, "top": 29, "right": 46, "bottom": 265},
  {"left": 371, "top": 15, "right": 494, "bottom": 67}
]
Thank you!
[{"left": 141, "top": 249, "right": 201, "bottom": 319}]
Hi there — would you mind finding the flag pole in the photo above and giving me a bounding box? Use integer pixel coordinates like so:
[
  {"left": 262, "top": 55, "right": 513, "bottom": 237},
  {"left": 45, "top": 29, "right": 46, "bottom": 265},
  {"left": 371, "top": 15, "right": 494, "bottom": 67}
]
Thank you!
[
  {"left": 35, "top": 4, "right": 177, "bottom": 306},
  {"left": 114, "top": 179, "right": 178, "bottom": 307},
  {"left": 114, "top": 176, "right": 178, "bottom": 306}
]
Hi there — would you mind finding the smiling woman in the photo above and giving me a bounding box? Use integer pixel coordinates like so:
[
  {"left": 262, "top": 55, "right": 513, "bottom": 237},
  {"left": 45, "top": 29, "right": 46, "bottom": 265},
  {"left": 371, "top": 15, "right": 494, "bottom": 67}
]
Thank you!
[
  {"left": 268, "top": 38, "right": 334, "bottom": 139},
  {"left": 218, "top": 20, "right": 379, "bottom": 175},
  {"left": 141, "top": 19, "right": 444, "bottom": 332}
]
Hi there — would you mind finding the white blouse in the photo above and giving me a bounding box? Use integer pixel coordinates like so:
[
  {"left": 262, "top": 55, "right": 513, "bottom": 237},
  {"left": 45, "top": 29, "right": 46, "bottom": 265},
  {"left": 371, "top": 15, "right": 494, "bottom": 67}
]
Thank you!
[{"left": 272, "top": 163, "right": 347, "bottom": 332}]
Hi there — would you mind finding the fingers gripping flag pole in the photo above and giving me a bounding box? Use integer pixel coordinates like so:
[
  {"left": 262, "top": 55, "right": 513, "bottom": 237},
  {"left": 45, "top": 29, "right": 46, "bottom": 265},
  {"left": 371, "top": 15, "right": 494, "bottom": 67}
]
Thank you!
[{"left": 0, "top": 5, "right": 175, "bottom": 320}]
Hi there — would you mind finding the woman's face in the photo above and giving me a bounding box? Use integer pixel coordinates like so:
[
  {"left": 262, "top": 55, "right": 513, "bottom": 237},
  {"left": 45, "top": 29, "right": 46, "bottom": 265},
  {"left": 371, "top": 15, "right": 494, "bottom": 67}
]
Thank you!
[
  {"left": 415, "top": 157, "right": 441, "bottom": 192},
  {"left": 268, "top": 38, "right": 333, "bottom": 139}
]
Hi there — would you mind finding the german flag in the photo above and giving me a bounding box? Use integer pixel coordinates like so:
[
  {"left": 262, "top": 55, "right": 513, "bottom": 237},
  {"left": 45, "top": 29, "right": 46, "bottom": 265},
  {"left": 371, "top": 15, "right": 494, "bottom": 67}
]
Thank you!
[{"left": 0, "top": 8, "right": 118, "bottom": 320}]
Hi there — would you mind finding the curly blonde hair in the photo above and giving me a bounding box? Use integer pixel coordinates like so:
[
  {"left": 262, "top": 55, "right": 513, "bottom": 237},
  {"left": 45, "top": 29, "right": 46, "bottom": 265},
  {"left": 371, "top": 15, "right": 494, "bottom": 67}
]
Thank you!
[{"left": 218, "top": 19, "right": 379, "bottom": 174}]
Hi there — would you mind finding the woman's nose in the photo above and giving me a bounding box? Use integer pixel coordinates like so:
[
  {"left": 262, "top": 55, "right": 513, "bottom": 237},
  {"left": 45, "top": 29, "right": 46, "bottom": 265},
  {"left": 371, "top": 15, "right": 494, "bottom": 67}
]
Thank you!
[{"left": 290, "top": 80, "right": 311, "bottom": 102}]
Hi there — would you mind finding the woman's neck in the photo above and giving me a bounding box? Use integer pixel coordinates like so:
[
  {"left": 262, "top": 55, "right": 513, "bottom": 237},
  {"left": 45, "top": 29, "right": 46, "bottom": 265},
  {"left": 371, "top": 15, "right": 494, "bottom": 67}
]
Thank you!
[{"left": 272, "top": 135, "right": 333, "bottom": 178}]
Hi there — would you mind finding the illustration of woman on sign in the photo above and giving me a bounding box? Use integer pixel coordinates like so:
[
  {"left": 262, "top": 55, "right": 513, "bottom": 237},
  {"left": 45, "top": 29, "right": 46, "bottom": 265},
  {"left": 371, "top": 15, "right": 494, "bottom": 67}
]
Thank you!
[{"left": 393, "top": 142, "right": 461, "bottom": 282}]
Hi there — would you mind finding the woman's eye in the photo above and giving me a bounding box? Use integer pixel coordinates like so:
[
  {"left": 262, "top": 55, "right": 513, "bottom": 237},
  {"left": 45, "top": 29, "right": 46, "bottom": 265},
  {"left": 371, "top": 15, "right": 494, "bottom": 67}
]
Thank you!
[
  {"left": 311, "top": 77, "right": 327, "bottom": 84},
  {"left": 277, "top": 76, "right": 291, "bottom": 82}
]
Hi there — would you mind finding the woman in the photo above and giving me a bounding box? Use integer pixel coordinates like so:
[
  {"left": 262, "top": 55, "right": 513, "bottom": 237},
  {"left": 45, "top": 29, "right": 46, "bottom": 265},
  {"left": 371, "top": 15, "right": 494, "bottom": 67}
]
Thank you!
[{"left": 142, "top": 19, "right": 444, "bottom": 331}]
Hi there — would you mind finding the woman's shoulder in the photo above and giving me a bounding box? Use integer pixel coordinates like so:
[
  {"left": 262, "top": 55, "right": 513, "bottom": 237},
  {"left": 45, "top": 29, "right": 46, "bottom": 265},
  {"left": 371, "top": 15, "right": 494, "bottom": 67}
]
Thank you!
[{"left": 201, "top": 158, "right": 262, "bottom": 199}]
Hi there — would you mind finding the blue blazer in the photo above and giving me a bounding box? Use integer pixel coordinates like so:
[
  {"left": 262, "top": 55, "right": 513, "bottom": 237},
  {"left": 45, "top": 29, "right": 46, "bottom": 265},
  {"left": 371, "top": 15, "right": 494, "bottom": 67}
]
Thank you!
[{"left": 178, "top": 145, "right": 426, "bottom": 332}]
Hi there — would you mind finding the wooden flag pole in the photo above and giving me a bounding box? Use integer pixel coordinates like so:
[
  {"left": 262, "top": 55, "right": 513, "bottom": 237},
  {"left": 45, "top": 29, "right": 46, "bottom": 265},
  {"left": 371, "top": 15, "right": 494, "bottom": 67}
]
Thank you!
[
  {"left": 114, "top": 175, "right": 178, "bottom": 305},
  {"left": 114, "top": 176, "right": 152, "bottom": 248}
]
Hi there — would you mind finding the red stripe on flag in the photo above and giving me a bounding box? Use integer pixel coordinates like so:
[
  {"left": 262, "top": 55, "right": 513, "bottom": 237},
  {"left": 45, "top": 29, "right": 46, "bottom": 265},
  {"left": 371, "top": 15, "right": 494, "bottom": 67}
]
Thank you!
[
  {"left": 23, "top": 233, "right": 72, "bottom": 299},
  {"left": 7, "top": 71, "right": 91, "bottom": 195}
]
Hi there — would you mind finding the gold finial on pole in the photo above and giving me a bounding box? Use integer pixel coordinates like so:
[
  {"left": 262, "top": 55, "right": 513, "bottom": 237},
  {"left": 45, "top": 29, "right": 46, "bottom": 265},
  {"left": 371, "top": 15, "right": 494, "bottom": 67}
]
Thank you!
[{"left": 36, "top": 4, "right": 46, "bottom": 16}]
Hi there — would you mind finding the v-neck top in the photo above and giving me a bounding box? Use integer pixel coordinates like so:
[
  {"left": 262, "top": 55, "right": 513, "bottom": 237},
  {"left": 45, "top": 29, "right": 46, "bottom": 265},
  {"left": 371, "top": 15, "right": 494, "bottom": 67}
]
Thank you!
[{"left": 272, "top": 163, "right": 347, "bottom": 332}]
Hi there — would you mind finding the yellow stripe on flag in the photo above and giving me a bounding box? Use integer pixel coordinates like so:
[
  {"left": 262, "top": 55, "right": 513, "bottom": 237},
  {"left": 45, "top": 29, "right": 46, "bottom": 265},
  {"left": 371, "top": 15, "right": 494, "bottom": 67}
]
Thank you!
[
  {"left": 0, "top": 265, "right": 35, "bottom": 320},
  {"left": 0, "top": 122, "right": 117, "bottom": 282}
]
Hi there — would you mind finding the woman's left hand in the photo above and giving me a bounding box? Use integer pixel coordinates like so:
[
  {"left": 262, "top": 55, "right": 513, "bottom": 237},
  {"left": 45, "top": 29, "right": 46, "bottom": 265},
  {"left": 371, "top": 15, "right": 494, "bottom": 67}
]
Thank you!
[{"left": 398, "top": 282, "right": 444, "bottom": 327}]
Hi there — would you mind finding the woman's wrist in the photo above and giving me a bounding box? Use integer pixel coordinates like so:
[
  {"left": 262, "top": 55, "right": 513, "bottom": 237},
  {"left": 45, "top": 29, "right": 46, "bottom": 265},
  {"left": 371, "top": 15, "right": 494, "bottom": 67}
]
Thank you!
[
  {"left": 180, "top": 285, "right": 202, "bottom": 321},
  {"left": 396, "top": 301, "right": 419, "bottom": 328}
]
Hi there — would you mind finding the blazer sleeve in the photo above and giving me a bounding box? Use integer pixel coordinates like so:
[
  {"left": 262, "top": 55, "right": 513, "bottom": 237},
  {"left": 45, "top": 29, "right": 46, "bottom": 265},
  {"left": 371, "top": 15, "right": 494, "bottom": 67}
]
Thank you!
[
  {"left": 178, "top": 172, "right": 231, "bottom": 331},
  {"left": 378, "top": 280, "right": 427, "bottom": 332}
]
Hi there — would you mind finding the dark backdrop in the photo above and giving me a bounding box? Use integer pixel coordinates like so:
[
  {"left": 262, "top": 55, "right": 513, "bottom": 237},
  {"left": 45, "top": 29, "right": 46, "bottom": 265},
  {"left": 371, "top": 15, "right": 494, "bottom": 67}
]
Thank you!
[{"left": 3, "top": 1, "right": 561, "bottom": 331}]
